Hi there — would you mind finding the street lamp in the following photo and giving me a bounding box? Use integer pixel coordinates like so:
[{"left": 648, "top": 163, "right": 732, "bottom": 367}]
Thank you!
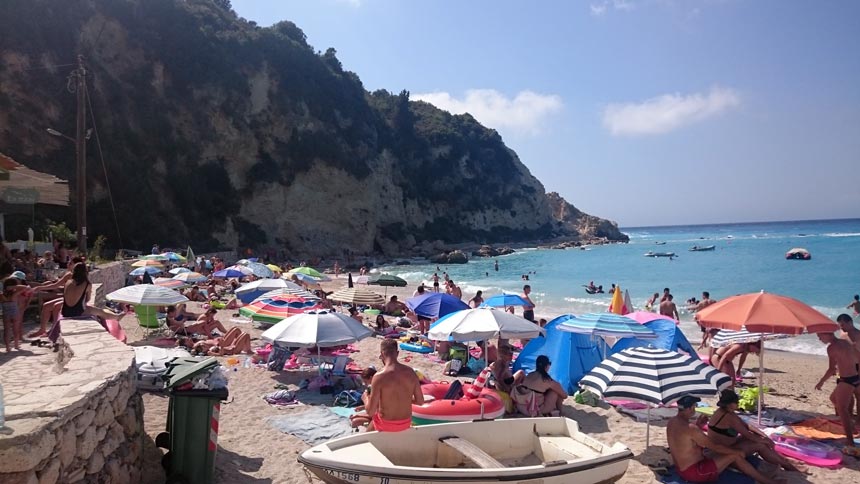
[{"left": 46, "top": 128, "right": 90, "bottom": 142}]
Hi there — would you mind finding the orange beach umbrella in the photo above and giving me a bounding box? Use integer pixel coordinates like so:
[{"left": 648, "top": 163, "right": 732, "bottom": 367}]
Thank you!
[
  {"left": 695, "top": 291, "right": 836, "bottom": 335},
  {"left": 608, "top": 286, "right": 625, "bottom": 315}
]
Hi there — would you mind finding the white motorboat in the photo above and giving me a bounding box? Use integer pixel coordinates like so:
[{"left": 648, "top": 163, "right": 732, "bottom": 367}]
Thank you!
[{"left": 298, "top": 417, "right": 632, "bottom": 484}]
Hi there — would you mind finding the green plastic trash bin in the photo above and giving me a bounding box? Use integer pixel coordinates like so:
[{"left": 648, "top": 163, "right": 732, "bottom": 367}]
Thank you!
[{"left": 157, "top": 357, "right": 229, "bottom": 484}]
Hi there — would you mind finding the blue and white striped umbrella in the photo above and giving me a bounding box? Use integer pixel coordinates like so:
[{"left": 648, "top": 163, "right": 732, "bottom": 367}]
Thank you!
[
  {"left": 246, "top": 262, "right": 274, "bottom": 278},
  {"left": 554, "top": 313, "right": 657, "bottom": 339},
  {"left": 482, "top": 293, "right": 531, "bottom": 308},
  {"left": 709, "top": 329, "right": 790, "bottom": 348}
]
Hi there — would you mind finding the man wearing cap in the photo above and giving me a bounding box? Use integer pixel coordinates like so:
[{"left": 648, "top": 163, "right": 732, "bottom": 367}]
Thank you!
[{"left": 667, "top": 395, "right": 782, "bottom": 484}]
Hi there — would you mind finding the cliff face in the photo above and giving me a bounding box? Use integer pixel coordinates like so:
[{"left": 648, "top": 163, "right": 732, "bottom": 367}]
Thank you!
[
  {"left": 546, "top": 192, "right": 628, "bottom": 242},
  {"left": 0, "top": 0, "right": 626, "bottom": 257}
]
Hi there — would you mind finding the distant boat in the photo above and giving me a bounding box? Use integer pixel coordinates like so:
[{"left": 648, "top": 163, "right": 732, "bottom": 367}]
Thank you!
[
  {"left": 644, "top": 252, "right": 676, "bottom": 258},
  {"left": 654, "top": 241, "right": 667, "bottom": 245},
  {"left": 689, "top": 245, "right": 715, "bottom": 252},
  {"left": 785, "top": 248, "right": 811, "bottom": 260},
  {"left": 298, "top": 417, "right": 633, "bottom": 484}
]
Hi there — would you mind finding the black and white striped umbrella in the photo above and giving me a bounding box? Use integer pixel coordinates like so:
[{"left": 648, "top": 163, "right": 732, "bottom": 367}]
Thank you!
[
  {"left": 709, "top": 329, "right": 790, "bottom": 348},
  {"left": 581, "top": 347, "right": 731, "bottom": 446},
  {"left": 581, "top": 347, "right": 732, "bottom": 405}
]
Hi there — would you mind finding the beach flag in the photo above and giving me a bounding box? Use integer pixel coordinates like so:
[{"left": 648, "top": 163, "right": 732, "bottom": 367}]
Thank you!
[
  {"left": 623, "top": 290, "right": 634, "bottom": 315},
  {"left": 609, "top": 286, "right": 624, "bottom": 315}
]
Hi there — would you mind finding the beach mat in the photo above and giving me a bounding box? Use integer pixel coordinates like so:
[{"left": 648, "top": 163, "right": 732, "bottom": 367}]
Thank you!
[
  {"left": 266, "top": 406, "right": 352, "bottom": 445},
  {"left": 660, "top": 457, "right": 761, "bottom": 484}
]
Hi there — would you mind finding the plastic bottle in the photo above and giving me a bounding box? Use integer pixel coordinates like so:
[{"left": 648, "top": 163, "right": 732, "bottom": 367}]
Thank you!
[
  {"left": 0, "top": 383, "right": 5, "bottom": 428},
  {"left": 243, "top": 357, "right": 251, "bottom": 369}
]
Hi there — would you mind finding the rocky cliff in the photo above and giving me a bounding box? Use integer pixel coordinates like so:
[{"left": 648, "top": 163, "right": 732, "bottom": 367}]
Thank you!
[{"left": 0, "top": 0, "right": 627, "bottom": 257}]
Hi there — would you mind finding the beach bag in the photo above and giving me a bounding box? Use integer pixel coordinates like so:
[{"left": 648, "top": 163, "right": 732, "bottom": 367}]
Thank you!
[
  {"left": 511, "top": 385, "right": 540, "bottom": 417},
  {"left": 267, "top": 346, "right": 291, "bottom": 372},
  {"left": 466, "top": 356, "right": 485, "bottom": 374},
  {"left": 444, "top": 359, "right": 463, "bottom": 376},
  {"left": 449, "top": 347, "right": 467, "bottom": 365},
  {"left": 334, "top": 390, "right": 364, "bottom": 407}
]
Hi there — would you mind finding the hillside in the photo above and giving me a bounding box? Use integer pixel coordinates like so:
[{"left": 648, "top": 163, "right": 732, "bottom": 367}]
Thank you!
[{"left": 0, "top": 0, "right": 627, "bottom": 257}]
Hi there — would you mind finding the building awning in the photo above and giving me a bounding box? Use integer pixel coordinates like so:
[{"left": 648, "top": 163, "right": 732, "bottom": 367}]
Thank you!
[{"left": 0, "top": 152, "right": 70, "bottom": 206}]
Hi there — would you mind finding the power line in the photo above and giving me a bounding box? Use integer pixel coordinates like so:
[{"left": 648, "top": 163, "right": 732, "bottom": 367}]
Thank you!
[{"left": 83, "top": 79, "right": 124, "bottom": 248}]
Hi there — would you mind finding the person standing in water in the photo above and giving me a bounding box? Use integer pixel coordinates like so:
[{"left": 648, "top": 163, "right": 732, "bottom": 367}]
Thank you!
[
  {"left": 494, "top": 259, "right": 499, "bottom": 272},
  {"left": 521, "top": 284, "right": 535, "bottom": 322},
  {"left": 848, "top": 295, "right": 860, "bottom": 316}
]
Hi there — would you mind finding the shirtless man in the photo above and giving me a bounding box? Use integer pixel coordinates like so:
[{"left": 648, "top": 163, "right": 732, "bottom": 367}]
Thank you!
[
  {"left": 712, "top": 342, "right": 759, "bottom": 386},
  {"left": 431, "top": 273, "right": 440, "bottom": 292},
  {"left": 660, "top": 287, "right": 671, "bottom": 302},
  {"left": 660, "top": 294, "right": 680, "bottom": 321},
  {"left": 815, "top": 331, "right": 860, "bottom": 456},
  {"left": 667, "top": 395, "right": 781, "bottom": 484},
  {"left": 186, "top": 308, "right": 228, "bottom": 336},
  {"left": 838, "top": 314, "right": 860, "bottom": 421},
  {"left": 448, "top": 279, "right": 462, "bottom": 300},
  {"left": 694, "top": 291, "right": 716, "bottom": 311},
  {"left": 490, "top": 345, "right": 525, "bottom": 394},
  {"left": 521, "top": 284, "right": 535, "bottom": 322},
  {"left": 383, "top": 295, "right": 407, "bottom": 316},
  {"left": 365, "top": 339, "right": 424, "bottom": 432},
  {"left": 848, "top": 295, "right": 860, "bottom": 316}
]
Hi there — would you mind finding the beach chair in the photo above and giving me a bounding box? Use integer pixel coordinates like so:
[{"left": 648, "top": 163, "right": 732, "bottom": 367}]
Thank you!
[
  {"left": 320, "top": 355, "right": 350, "bottom": 377},
  {"left": 135, "top": 305, "right": 166, "bottom": 338}
]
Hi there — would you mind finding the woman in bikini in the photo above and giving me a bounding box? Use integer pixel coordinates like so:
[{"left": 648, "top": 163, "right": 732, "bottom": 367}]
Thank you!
[
  {"left": 514, "top": 355, "right": 567, "bottom": 417},
  {"left": 193, "top": 327, "right": 251, "bottom": 355},
  {"left": 707, "top": 389, "right": 804, "bottom": 473}
]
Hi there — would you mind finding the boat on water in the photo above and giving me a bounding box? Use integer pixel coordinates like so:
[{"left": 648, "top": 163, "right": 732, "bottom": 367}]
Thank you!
[
  {"left": 644, "top": 251, "right": 676, "bottom": 258},
  {"left": 654, "top": 241, "right": 667, "bottom": 245},
  {"left": 298, "top": 417, "right": 632, "bottom": 484},
  {"left": 689, "top": 245, "right": 715, "bottom": 252},
  {"left": 785, "top": 247, "right": 811, "bottom": 260}
]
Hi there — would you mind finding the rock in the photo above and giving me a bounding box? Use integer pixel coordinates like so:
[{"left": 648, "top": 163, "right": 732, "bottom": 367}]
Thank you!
[
  {"left": 37, "top": 460, "right": 60, "bottom": 484},
  {"left": 93, "top": 400, "right": 113, "bottom": 427},
  {"left": 446, "top": 250, "right": 468, "bottom": 264},
  {"left": 77, "top": 427, "right": 98, "bottom": 460},
  {"left": 65, "top": 467, "right": 86, "bottom": 483},
  {"left": 0, "top": 470, "right": 38, "bottom": 484},
  {"left": 105, "top": 458, "right": 121, "bottom": 484},
  {"left": 75, "top": 410, "right": 96, "bottom": 435},
  {"left": 86, "top": 452, "right": 105, "bottom": 475},
  {"left": 117, "top": 406, "right": 139, "bottom": 437},
  {"left": 59, "top": 426, "right": 77, "bottom": 467},
  {"left": 0, "top": 430, "right": 56, "bottom": 474},
  {"left": 105, "top": 382, "right": 120, "bottom": 401}
]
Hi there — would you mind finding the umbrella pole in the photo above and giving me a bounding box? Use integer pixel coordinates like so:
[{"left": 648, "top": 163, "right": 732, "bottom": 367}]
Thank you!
[
  {"left": 758, "top": 338, "right": 765, "bottom": 425},
  {"left": 646, "top": 406, "right": 651, "bottom": 447}
]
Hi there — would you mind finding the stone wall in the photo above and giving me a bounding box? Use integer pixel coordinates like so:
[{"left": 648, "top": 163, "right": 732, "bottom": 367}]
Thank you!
[
  {"left": 0, "top": 319, "right": 143, "bottom": 483},
  {"left": 89, "top": 261, "right": 133, "bottom": 305}
]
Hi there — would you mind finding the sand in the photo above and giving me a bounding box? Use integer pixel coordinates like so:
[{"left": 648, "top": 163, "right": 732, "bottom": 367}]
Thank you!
[{"left": 124, "top": 276, "right": 860, "bottom": 483}]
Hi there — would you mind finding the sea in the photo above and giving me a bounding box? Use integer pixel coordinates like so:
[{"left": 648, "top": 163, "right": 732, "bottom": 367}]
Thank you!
[{"left": 376, "top": 218, "right": 860, "bottom": 356}]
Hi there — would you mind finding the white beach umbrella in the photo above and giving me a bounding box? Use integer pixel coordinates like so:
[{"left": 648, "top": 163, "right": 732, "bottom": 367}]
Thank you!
[
  {"left": 235, "top": 278, "right": 290, "bottom": 304},
  {"left": 227, "top": 264, "right": 254, "bottom": 276},
  {"left": 329, "top": 287, "right": 385, "bottom": 306},
  {"left": 169, "top": 267, "right": 191, "bottom": 275},
  {"left": 581, "top": 347, "right": 732, "bottom": 445},
  {"left": 261, "top": 309, "right": 373, "bottom": 348},
  {"left": 106, "top": 285, "right": 189, "bottom": 306},
  {"left": 260, "top": 286, "right": 320, "bottom": 301},
  {"left": 428, "top": 307, "right": 545, "bottom": 342}
]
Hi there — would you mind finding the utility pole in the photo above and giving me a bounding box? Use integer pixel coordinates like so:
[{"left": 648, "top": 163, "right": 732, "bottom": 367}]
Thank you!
[{"left": 74, "top": 55, "right": 87, "bottom": 254}]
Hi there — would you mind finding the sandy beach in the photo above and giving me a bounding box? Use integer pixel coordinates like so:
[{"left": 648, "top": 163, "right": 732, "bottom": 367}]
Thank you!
[{"left": 126, "top": 276, "right": 860, "bottom": 483}]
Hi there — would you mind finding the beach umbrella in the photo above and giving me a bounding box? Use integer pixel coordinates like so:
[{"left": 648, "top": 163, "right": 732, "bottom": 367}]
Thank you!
[
  {"left": 260, "top": 286, "right": 320, "bottom": 301},
  {"left": 623, "top": 290, "right": 634, "bottom": 315},
  {"left": 288, "top": 266, "right": 324, "bottom": 278},
  {"left": 239, "top": 295, "right": 322, "bottom": 324},
  {"left": 347, "top": 273, "right": 354, "bottom": 288},
  {"left": 695, "top": 291, "right": 837, "bottom": 423},
  {"left": 131, "top": 259, "right": 164, "bottom": 268},
  {"left": 608, "top": 286, "right": 634, "bottom": 315},
  {"left": 161, "top": 252, "right": 186, "bottom": 262},
  {"left": 625, "top": 311, "right": 677, "bottom": 325},
  {"left": 142, "top": 272, "right": 154, "bottom": 285},
  {"left": 169, "top": 267, "right": 191, "bottom": 275},
  {"left": 129, "top": 266, "right": 161, "bottom": 276},
  {"left": 154, "top": 277, "right": 189, "bottom": 290},
  {"left": 227, "top": 264, "right": 254, "bottom": 276},
  {"left": 266, "top": 264, "right": 282, "bottom": 273},
  {"left": 405, "top": 292, "right": 469, "bottom": 319},
  {"left": 329, "top": 287, "right": 385, "bottom": 306},
  {"left": 482, "top": 293, "right": 530, "bottom": 308},
  {"left": 106, "top": 285, "right": 188, "bottom": 306},
  {"left": 261, "top": 309, "right": 373, "bottom": 348},
  {"left": 429, "top": 307, "right": 545, "bottom": 343},
  {"left": 246, "top": 262, "right": 274, "bottom": 278},
  {"left": 353, "top": 275, "right": 370, "bottom": 285},
  {"left": 172, "top": 271, "right": 207, "bottom": 283},
  {"left": 213, "top": 268, "right": 247, "bottom": 279},
  {"left": 235, "top": 278, "right": 291, "bottom": 304},
  {"left": 186, "top": 246, "right": 195, "bottom": 263},
  {"left": 235, "top": 259, "right": 251, "bottom": 266},
  {"left": 554, "top": 313, "right": 658, "bottom": 340},
  {"left": 580, "top": 347, "right": 732, "bottom": 445},
  {"left": 367, "top": 273, "right": 405, "bottom": 297},
  {"left": 709, "top": 329, "right": 790, "bottom": 348},
  {"left": 139, "top": 254, "right": 168, "bottom": 261}
]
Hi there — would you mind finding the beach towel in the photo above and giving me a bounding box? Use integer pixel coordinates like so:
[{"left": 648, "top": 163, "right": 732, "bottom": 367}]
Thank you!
[
  {"left": 266, "top": 406, "right": 352, "bottom": 445},
  {"left": 660, "top": 457, "right": 761, "bottom": 484},
  {"left": 263, "top": 390, "right": 300, "bottom": 407},
  {"left": 511, "top": 385, "right": 541, "bottom": 417},
  {"left": 792, "top": 417, "right": 860, "bottom": 440}
]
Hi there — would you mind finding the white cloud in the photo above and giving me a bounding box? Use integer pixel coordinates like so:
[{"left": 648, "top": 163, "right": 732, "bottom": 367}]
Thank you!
[
  {"left": 413, "top": 89, "right": 563, "bottom": 136},
  {"left": 602, "top": 86, "right": 741, "bottom": 136},
  {"left": 590, "top": 0, "right": 636, "bottom": 16}
]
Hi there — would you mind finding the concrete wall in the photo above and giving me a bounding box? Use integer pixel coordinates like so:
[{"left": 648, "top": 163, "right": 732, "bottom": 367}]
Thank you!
[{"left": 0, "top": 319, "right": 143, "bottom": 484}]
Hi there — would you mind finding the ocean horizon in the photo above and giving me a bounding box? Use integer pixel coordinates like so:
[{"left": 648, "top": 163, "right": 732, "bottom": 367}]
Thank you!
[{"left": 379, "top": 218, "right": 860, "bottom": 356}]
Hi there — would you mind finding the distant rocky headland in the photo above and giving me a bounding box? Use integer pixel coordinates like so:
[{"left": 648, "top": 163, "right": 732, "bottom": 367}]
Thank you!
[{"left": 0, "top": 0, "right": 627, "bottom": 258}]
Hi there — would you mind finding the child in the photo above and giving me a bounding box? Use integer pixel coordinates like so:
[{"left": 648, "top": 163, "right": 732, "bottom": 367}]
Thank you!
[
  {"left": 349, "top": 367, "right": 378, "bottom": 429},
  {"left": 2, "top": 278, "right": 34, "bottom": 351}
]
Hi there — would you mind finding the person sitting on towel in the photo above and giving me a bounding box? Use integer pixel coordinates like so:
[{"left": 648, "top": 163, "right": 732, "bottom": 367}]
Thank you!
[
  {"left": 349, "top": 367, "right": 377, "bottom": 429},
  {"left": 365, "top": 339, "right": 424, "bottom": 432},
  {"left": 667, "top": 395, "right": 782, "bottom": 484},
  {"left": 707, "top": 390, "right": 804, "bottom": 473},
  {"left": 516, "top": 355, "right": 567, "bottom": 417},
  {"left": 383, "top": 295, "right": 407, "bottom": 316}
]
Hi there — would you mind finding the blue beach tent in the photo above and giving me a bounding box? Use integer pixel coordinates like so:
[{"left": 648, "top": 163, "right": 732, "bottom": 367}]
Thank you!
[
  {"left": 513, "top": 317, "right": 605, "bottom": 394},
  {"left": 610, "top": 319, "right": 698, "bottom": 357}
]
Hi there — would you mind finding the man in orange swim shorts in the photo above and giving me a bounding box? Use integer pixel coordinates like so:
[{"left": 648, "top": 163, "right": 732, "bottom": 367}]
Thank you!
[
  {"left": 366, "top": 339, "right": 424, "bottom": 432},
  {"left": 666, "top": 395, "right": 782, "bottom": 484}
]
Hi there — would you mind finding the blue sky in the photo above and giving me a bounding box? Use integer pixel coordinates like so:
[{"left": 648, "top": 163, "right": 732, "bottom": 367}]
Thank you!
[{"left": 231, "top": 0, "right": 860, "bottom": 227}]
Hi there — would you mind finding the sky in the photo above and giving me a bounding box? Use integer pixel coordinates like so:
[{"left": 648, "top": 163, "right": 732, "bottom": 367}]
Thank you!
[{"left": 231, "top": 0, "right": 860, "bottom": 227}]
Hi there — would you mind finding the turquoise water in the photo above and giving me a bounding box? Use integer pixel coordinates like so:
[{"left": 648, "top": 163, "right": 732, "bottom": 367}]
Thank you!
[{"left": 378, "top": 219, "right": 860, "bottom": 355}]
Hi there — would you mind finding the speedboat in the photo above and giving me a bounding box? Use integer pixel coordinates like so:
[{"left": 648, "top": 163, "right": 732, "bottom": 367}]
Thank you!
[
  {"left": 689, "top": 245, "right": 715, "bottom": 252},
  {"left": 298, "top": 417, "right": 632, "bottom": 484},
  {"left": 654, "top": 241, "right": 666, "bottom": 245},
  {"left": 644, "top": 252, "right": 676, "bottom": 258}
]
